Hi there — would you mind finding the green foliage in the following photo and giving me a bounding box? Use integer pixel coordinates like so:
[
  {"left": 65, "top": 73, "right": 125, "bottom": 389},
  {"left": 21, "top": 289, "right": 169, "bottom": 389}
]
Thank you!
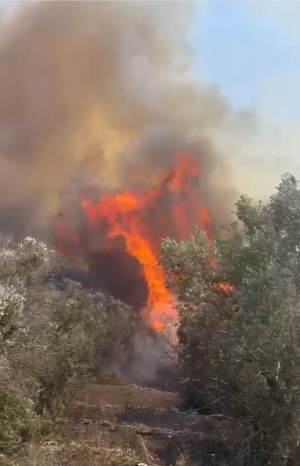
[
  {"left": 0, "top": 391, "right": 38, "bottom": 455},
  {"left": 0, "top": 236, "right": 134, "bottom": 457},
  {"left": 161, "top": 174, "right": 300, "bottom": 466}
]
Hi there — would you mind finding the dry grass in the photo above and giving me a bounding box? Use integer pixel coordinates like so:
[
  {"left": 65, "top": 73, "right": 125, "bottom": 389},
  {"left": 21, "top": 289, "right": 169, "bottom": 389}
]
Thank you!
[
  {"left": 6, "top": 435, "right": 159, "bottom": 466},
  {"left": 5, "top": 439, "right": 193, "bottom": 466},
  {"left": 1, "top": 415, "right": 195, "bottom": 466}
]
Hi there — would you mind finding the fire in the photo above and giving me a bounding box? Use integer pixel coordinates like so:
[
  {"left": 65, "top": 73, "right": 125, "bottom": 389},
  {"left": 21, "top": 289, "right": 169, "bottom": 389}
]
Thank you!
[
  {"left": 81, "top": 189, "right": 175, "bottom": 331},
  {"left": 216, "top": 282, "right": 234, "bottom": 292},
  {"left": 55, "top": 153, "right": 214, "bottom": 333}
]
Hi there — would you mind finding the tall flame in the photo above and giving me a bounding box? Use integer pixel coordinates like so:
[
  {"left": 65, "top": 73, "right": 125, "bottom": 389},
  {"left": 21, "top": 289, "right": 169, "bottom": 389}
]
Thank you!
[{"left": 55, "top": 153, "right": 214, "bottom": 333}]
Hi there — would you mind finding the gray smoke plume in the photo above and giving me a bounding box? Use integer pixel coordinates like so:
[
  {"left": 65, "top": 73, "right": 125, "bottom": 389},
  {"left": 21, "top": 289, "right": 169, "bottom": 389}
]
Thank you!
[
  {"left": 0, "top": 0, "right": 253, "bottom": 241},
  {"left": 0, "top": 0, "right": 259, "bottom": 388},
  {"left": 118, "top": 332, "right": 179, "bottom": 390}
]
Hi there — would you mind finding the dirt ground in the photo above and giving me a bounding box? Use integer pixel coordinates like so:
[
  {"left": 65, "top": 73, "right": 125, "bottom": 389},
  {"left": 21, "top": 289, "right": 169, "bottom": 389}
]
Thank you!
[
  {"left": 59, "top": 383, "right": 242, "bottom": 466},
  {"left": 13, "top": 382, "right": 248, "bottom": 466}
]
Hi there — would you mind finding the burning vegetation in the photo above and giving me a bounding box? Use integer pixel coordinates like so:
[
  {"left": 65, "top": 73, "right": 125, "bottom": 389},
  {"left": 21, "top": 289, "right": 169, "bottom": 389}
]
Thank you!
[
  {"left": 2, "top": 3, "right": 300, "bottom": 466},
  {"left": 55, "top": 152, "right": 215, "bottom": 334},
  {"left": 0, "top": 1, "right": 236, "bottom": 349},
  {"left": 0, "top": 0, "right": 238, "bottom": 389}
]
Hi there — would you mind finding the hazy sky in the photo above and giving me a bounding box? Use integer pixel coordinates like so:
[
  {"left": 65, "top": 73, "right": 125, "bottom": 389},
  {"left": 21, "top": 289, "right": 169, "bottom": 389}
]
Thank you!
[
  {"left": 189, "top": 1, "right": 300, "bottom": 119},
  {"left": 187, "top": 1, "right": 300, "bottom": 193}
]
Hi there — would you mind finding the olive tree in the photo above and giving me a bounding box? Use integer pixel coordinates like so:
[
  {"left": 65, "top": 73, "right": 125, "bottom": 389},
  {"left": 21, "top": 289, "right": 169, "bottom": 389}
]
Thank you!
[
  {"left": 161, "top": 174, "right": 300, "bottom": 466},
  {"left": 0, "top": 235, "right": 134, "bottom": 456}
]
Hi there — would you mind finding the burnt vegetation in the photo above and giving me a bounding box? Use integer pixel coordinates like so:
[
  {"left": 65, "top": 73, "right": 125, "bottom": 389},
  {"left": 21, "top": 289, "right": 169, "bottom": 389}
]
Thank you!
[{"left": 2, "top": 173, "right": 300, "bottom": 466}]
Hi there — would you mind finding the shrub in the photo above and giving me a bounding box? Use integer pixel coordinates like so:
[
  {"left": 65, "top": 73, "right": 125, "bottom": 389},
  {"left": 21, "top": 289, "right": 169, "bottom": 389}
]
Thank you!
[
  {"left": 161, "top": 174, "right": 300, "bottom": 466},
  {"left": 0, "top": 235, "right": 135, "bottom": 456}
]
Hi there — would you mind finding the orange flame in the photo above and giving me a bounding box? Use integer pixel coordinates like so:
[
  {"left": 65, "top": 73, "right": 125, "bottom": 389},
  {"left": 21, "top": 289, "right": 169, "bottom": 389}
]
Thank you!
[
  {"left": 216, "top": 282, "right": 234, "bottom": 292},
  {"left": 55, "top": 153, "right": 214, "bottom": 333}
]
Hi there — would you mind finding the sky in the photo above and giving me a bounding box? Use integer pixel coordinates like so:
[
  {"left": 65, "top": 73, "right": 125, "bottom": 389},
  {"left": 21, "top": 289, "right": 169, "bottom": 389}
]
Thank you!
[
  {"left": 189, "top": 1, "right": 300, "bottom": 119},
  {"left": 187, "top": 0, "right": 300, "bottom": 194}
]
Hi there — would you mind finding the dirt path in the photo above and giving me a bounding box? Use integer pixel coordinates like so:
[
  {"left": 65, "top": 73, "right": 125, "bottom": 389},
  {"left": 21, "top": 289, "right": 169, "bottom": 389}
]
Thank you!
[{"left": 61, "top": 383, "right": 243, "bottom": 465}]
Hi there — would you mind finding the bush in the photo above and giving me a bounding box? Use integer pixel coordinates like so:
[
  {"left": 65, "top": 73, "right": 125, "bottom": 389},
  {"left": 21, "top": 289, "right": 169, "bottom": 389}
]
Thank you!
[
  {"left": 0, "top": 235, "right": 135, "bottom": 456},
  {"left": 161, "top": 174, "right": 300, "bottom": 466}
]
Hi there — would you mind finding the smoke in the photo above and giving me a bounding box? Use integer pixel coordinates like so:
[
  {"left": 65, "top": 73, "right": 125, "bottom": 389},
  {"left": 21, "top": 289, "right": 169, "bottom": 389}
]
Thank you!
[
  {"left": 0, "top": 0, "right": 253, "bottom": 240},
  {"left": 118, "top": 332, "right": 179, "bottom": 390},
  {"left": 0, "top": 1, "right": 259, "bottom": 386}
]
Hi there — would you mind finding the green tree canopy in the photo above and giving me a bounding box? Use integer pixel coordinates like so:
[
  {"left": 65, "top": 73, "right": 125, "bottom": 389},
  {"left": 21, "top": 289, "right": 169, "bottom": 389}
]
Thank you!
[{"left": 161, "top": 174, "right": 300, "bottom": 466}]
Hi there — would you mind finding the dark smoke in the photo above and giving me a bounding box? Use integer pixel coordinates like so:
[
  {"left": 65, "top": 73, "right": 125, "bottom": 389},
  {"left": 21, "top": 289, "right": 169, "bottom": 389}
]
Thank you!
[{"left": 88, "top": 248, "right": 148, "bottom": 310}]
